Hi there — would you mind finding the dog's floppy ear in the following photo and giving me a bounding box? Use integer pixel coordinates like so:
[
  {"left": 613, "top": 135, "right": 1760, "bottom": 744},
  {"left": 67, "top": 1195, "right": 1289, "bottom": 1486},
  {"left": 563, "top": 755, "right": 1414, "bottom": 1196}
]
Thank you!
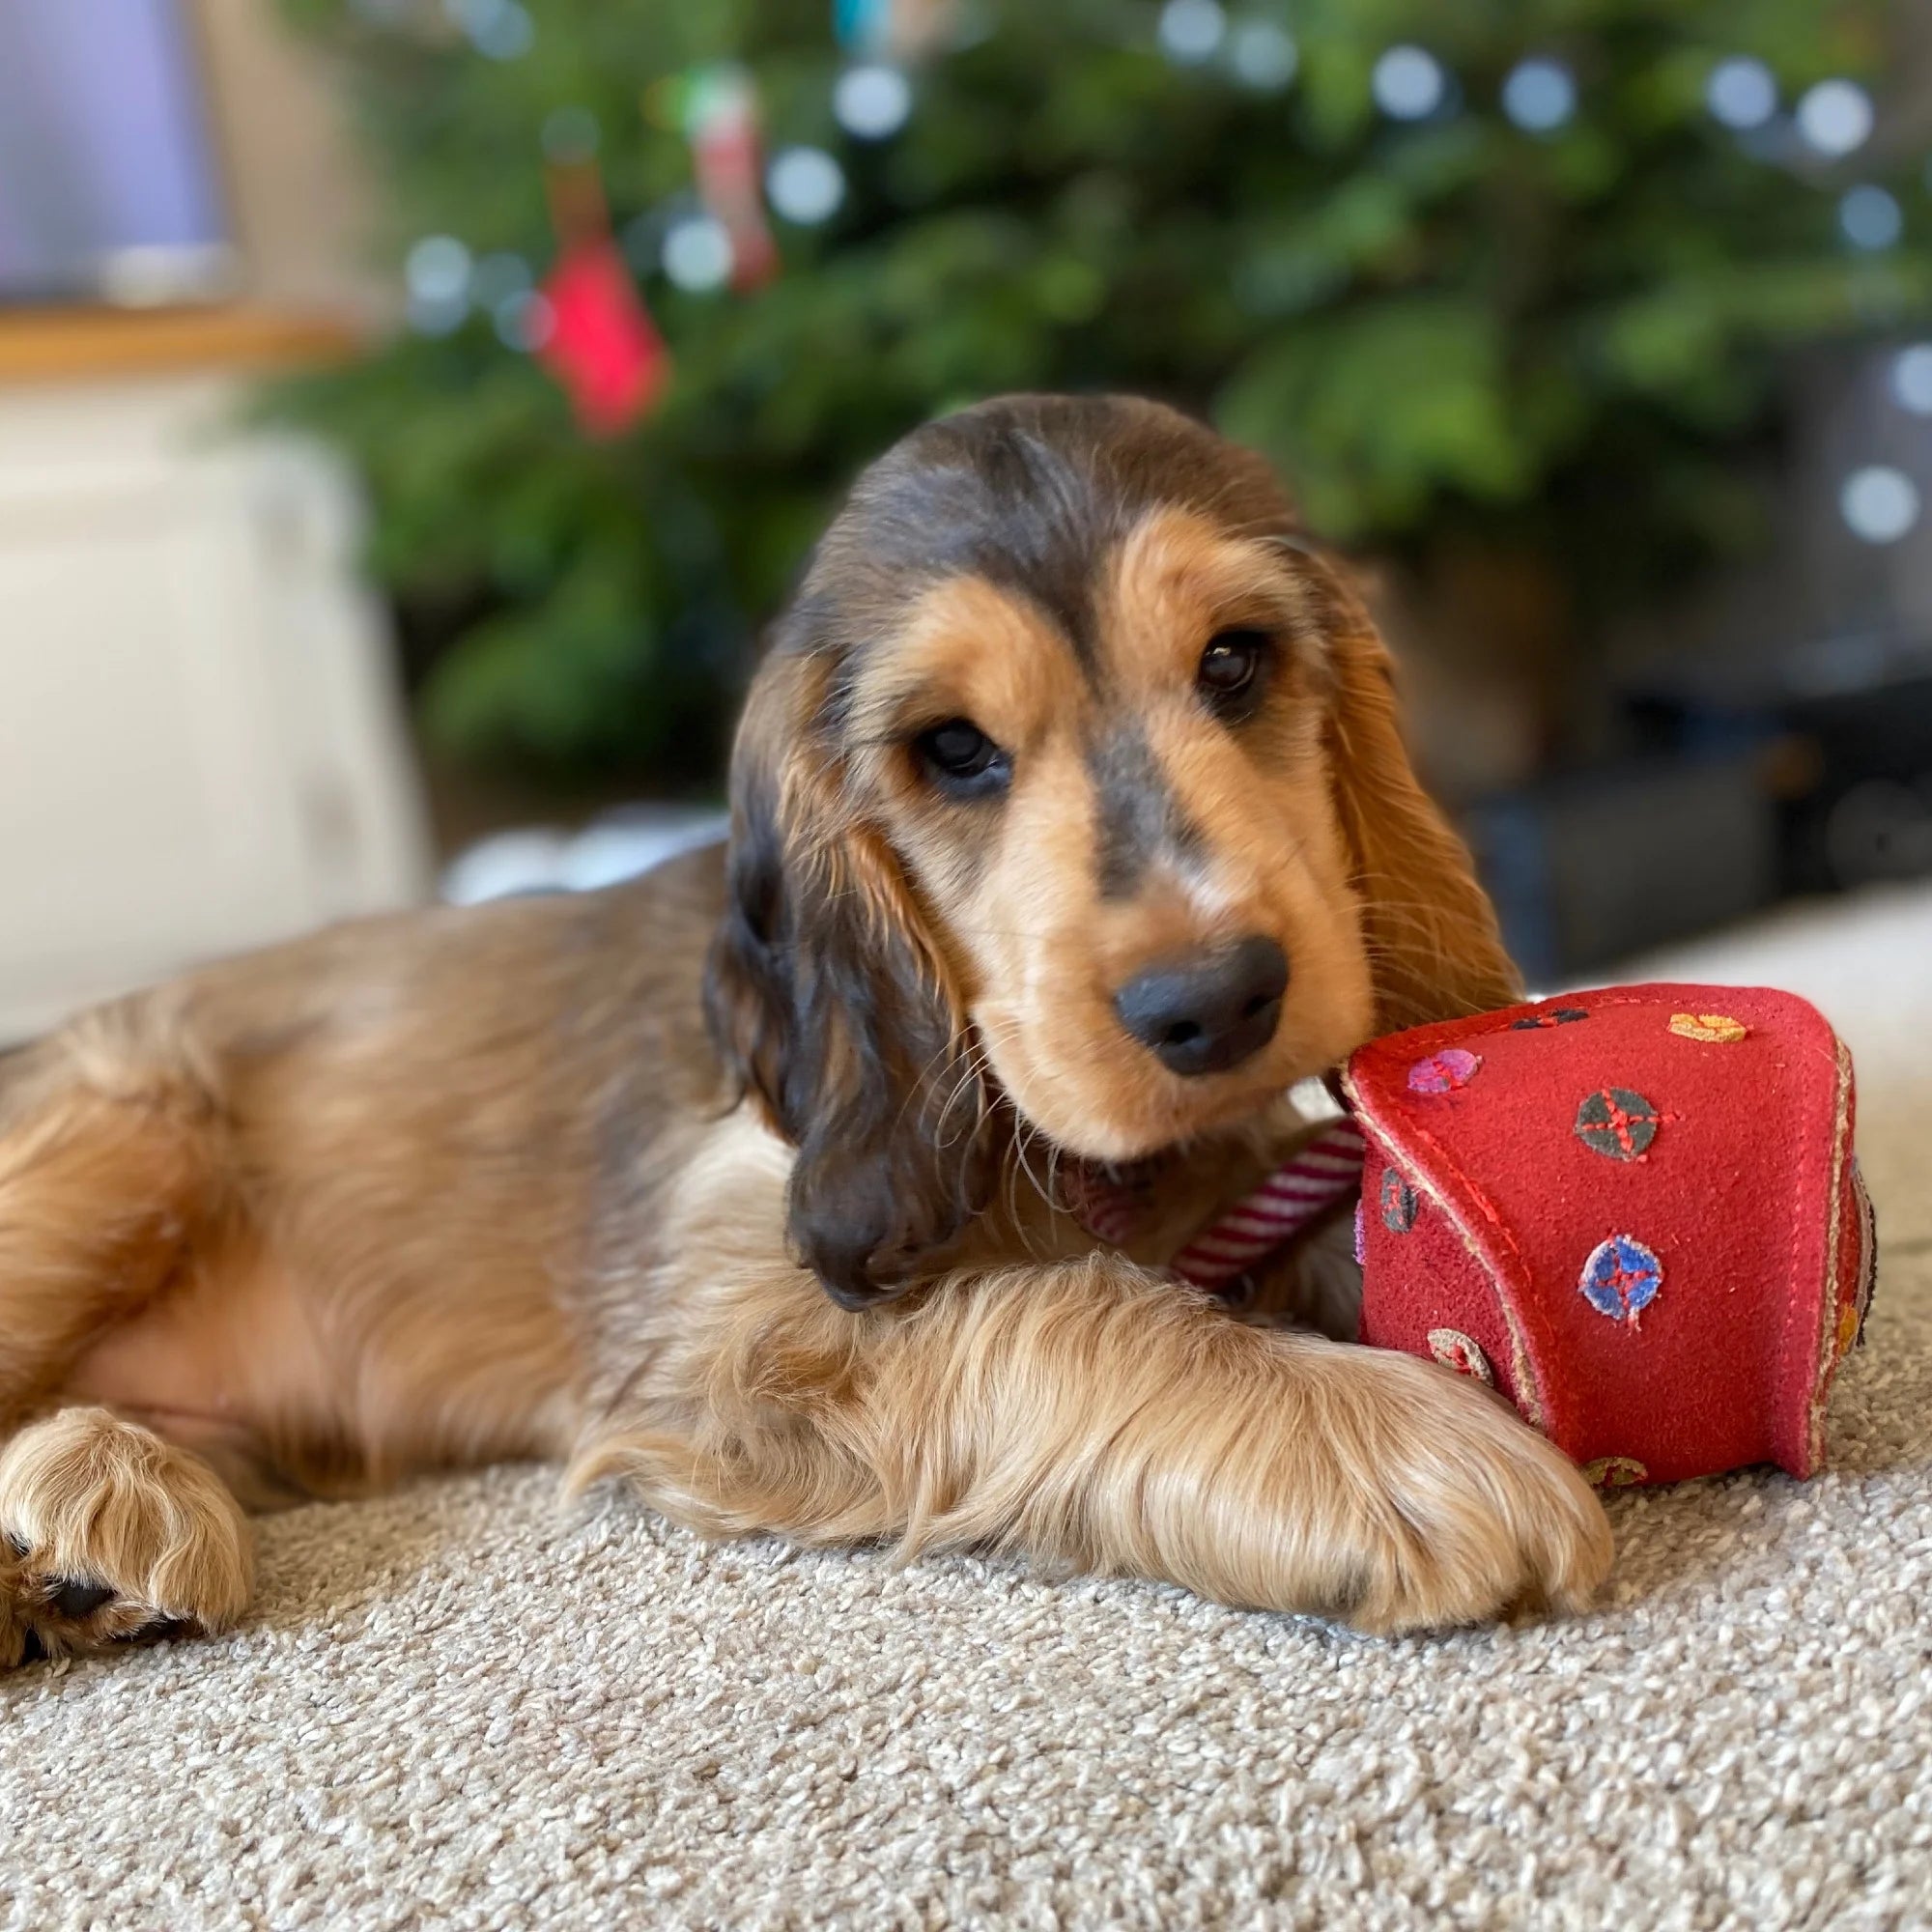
[
  {"left": 705, "top": 649, "right": 996, "bottom": 1310},
  {"left": 1308, "top": 560, "right": 1522, "bottom": 1032}
]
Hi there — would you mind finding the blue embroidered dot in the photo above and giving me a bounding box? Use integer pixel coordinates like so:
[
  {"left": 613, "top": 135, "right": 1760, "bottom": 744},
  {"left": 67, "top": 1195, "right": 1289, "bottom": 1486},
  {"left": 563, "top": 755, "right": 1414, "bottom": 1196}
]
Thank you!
[
  {"left": 1578, "top": 1235, "right": 1662, "bottom": 1325},
  {"left": 1379, "top": 1167, "right": 1418, "bottom": 1233},
  {"left": 1512, "top": 1006, "right": 1590, "bottom": 1031}
]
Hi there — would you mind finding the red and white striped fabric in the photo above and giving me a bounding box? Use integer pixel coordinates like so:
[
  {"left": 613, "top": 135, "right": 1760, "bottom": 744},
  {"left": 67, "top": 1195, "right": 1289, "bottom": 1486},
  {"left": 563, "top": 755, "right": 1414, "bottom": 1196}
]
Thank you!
[
  {"left": 1167, "top": 1118, "right": 1366, "bottom": 1292},
  {"left": 1065, "top": 1117, "right": 1366, "bottom": 1296},
  {"left": 1065, "top": 1166, "right": 1151, "bottom": 1248}
]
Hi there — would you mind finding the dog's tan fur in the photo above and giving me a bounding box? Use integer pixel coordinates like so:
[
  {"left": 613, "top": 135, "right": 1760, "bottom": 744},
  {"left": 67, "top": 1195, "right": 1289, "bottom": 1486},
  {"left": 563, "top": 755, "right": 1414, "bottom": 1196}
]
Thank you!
[{"left": 0, "top": 397, "right": 1610, "bottom": 1665}]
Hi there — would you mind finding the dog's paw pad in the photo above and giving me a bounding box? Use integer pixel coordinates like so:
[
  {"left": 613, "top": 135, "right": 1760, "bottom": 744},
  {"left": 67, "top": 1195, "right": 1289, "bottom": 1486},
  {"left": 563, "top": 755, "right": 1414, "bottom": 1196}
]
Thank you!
[{"left": 0, "top": 1409, "right": 254, "bottom": 1666}]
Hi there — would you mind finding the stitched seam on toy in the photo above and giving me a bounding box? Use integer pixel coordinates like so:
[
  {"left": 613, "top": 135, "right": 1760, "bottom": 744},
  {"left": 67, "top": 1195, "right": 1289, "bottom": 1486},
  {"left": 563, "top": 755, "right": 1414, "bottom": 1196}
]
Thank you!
[
  {"left": 1805, "top": 1036, "right": 1855, "bottom": 1470},
  {"left": 1341, "top": 1070, "right": 1547, "bottom": 1430},
  {"left": 1393, "top": 988, "right": 1767, "bottom": 1056},
  {"left": 1481, "top": 991, "right": 1688, "bottom": 1040},
  {"left": 1802, "top": 1037, "right": 1851, "bottom": 1465}
]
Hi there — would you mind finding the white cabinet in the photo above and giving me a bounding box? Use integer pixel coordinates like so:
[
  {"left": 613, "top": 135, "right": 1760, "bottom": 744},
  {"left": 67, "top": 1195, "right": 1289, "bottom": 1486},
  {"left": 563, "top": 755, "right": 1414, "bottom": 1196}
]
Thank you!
[{"left": 0, "top": 371, "right": 431, "bottom": 1039}]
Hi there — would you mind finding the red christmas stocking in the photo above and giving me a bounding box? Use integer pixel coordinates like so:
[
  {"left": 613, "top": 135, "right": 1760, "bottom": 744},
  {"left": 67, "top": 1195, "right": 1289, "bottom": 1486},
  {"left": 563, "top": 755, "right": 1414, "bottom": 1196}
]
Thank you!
[{"left": 538, "top": 237, "right": 670, "bottom": 438}]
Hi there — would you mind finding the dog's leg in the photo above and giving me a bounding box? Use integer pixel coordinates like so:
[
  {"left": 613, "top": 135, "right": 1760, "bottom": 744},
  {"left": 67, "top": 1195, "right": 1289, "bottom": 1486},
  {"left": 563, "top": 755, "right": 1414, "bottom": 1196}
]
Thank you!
[
  {"left": 0, "top": 1012, "right": 258, "bottom": 1665},
  {"left": 0, "top": 1406, "right": 253, "bottom": 1666},
  {"left": 0, "top": 1007, "right": 226, "bottom": 1424},
  {"left": 582, "top": 1256, "right": 1612, "bottom": 1634}
]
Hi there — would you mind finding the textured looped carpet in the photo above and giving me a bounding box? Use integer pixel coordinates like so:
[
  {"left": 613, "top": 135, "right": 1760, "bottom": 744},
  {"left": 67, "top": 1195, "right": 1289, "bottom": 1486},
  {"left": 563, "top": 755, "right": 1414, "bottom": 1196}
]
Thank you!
[{"left": 5, "top": 891, "right": 1932, "bottom": 1930}]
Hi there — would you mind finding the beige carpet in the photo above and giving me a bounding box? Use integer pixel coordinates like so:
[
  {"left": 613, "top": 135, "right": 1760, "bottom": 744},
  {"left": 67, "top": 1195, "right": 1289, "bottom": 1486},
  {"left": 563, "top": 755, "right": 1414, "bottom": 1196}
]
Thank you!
[{"left": 6, "top": 892, "right": 1932, "bottom": 1931}]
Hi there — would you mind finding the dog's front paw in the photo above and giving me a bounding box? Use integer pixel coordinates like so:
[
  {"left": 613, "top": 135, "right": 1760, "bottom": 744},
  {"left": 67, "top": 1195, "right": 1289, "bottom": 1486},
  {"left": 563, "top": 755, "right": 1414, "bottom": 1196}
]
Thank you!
[
  {"left": 1327, "top": 1350, "right": 1614, "bottom": 1635},
  {"left": 0, "top": 1407, "right": 252, "bottom": 1667}
]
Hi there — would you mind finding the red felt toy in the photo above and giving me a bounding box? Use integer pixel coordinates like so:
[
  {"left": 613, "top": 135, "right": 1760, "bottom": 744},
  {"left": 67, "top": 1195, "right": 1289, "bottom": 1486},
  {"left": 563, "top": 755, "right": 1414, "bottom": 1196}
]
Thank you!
[{"left": 1342, "top": 984, "right": 1877, "bottom": 1488}]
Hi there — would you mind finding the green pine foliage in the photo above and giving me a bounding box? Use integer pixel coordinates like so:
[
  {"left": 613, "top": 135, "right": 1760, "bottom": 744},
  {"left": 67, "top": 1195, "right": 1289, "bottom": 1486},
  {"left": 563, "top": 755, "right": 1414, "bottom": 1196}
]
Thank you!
[{"left": 270, "top": 0, "right": 1923, "bottom": 780}]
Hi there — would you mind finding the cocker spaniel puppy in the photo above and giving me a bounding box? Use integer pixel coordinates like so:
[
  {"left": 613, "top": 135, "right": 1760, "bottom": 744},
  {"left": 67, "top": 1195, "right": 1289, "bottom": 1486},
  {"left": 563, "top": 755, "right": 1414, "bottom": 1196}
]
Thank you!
[{"left": 0, "top": 396, "right": 1611, "bottom": 1666}]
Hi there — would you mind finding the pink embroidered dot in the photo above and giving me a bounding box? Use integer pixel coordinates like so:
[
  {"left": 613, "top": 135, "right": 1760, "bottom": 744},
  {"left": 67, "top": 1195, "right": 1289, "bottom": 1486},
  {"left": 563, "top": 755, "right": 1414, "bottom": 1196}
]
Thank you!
[{"left": 1406, "top": 1048, "right": 1482, "bottom": 1095}]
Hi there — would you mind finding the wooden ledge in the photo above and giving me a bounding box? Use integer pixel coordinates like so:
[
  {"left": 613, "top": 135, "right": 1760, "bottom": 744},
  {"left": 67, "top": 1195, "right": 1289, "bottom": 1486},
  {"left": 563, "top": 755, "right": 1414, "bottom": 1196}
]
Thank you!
[{"left": 0, "top": 305, "right": 367, "bottom": 385}]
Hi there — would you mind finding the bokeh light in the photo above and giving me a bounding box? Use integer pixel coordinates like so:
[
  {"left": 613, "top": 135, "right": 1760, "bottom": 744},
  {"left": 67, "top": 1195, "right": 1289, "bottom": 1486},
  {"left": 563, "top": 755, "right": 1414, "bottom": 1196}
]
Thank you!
[
  {"left": 1891, "top": 345, "right": 1932, "bottom": 415},
  {"left": 406, "top": 293, "right": 467, "bottom": 336},
  {"left": 1373, "top": 45, "right": 1446, "bottom": 122},
  {"left": 767, "top": 146, "right": 846, "bottom": 225},
  {"left": 834, "top": 64, "right": 913, "bottom": 139},
  {"left": 447, "top": 0, "right": 534, "bottom": 61},
  {"left": 1227, "top": 19, "right": 1296, "bottom": 92},
  {"left": 1157, "top": 0, "right": 1226, "bottom": 67},
  {"left": 1501, "top": 57, "right": 1576, "bottom": 134},
  {"left": 662, "top": 214, "right": 735, "bottom": 291},
  {"left": 1704, "top": 57, "right": 1776, "bottom": 131},
  {"left": 405, "top": 235, "right": 470, "bottom": 305},
  {"left": 1839, "top": 185, "right": 1902, "bottom": 252},
  {"left": 1796, "top": 79, "right": 1874, "bottom": 157},
  {"left": 493, "top": 290, "right": 554, "bottom": 352},
  {"left": 1841, "top": 465, "right": 1920, "bottom": 544}
]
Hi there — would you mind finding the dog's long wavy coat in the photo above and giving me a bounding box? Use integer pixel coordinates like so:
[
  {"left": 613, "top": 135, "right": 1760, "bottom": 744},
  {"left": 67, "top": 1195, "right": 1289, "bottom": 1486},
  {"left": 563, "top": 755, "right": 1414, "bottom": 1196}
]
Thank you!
[{"left": 0, "top": 397, "right": 1611, "bottom": 1665}]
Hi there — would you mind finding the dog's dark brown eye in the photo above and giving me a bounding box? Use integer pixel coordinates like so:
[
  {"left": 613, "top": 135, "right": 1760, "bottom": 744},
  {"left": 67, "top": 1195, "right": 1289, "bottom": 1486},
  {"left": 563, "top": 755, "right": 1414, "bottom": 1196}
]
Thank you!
[
  {"left": 915, "top": 719, "right": 1009, "bottom": 796},
  {"left": 1198, "top": 631, "right": 1267, "bottom": 711}
]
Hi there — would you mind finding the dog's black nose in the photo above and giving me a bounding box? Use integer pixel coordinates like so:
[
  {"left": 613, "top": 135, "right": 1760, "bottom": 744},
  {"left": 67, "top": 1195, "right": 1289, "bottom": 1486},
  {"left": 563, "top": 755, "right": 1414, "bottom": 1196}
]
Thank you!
[
  {"left": 1113, "top": 936, "right": 1289, "bottom": 1076},
  {"left": 50, "top": 1578, "right": 115, "bottom": 1621}
]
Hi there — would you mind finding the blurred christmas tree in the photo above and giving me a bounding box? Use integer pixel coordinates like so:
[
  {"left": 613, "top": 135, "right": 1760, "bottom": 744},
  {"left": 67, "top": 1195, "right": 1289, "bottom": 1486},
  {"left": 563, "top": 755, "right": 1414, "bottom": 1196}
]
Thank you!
[{"left": 270, "top": 0, "right": 1925, "bottom": 785}]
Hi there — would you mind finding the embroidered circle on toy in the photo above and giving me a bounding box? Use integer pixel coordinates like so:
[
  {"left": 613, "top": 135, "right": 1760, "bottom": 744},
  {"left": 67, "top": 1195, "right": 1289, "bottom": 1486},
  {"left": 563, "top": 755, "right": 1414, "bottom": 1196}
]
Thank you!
[
  {"left": 1379, "top": 1167, "right": 1418, "bottom": 1233},
  {"left": 1669, "top": 1012, "right": 1747, "bottom": 1044},
  {"left": 1836, "top": 1296, "right": 1861, "bottom": 1360},
  {"left": 1406, "top": 1047, "right": 1481, "bottom": 1094},
  {"left": 1578, "top": 1234, "right": 1662, "bottom": 1324},
  {"left": 1511, "top": 1007, "right": 1589, "bottom": 1030},
  {"left": 1427, "top": 1327, "right": 1493, "bottom": 1384},
  {"left": 1582, "top": 1456, "right": 1647, "bottom": 1487},
  {"left": 1574, "top": 1086, "right": 1662, "bottom": 1161}
]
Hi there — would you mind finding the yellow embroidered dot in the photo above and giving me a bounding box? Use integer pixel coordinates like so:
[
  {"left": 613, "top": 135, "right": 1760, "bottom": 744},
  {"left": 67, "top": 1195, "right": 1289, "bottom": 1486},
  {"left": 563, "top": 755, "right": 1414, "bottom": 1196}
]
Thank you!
[
  {"left": 1582, "top": 1456, "right": 1649, "bottom": 1488},
  {"left": 1668, "top": 1012, "right": 1747, "bottom": 1044},
  {"left": 1836, "top": 1297, "right": 1861, "bottom": 1359}
]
